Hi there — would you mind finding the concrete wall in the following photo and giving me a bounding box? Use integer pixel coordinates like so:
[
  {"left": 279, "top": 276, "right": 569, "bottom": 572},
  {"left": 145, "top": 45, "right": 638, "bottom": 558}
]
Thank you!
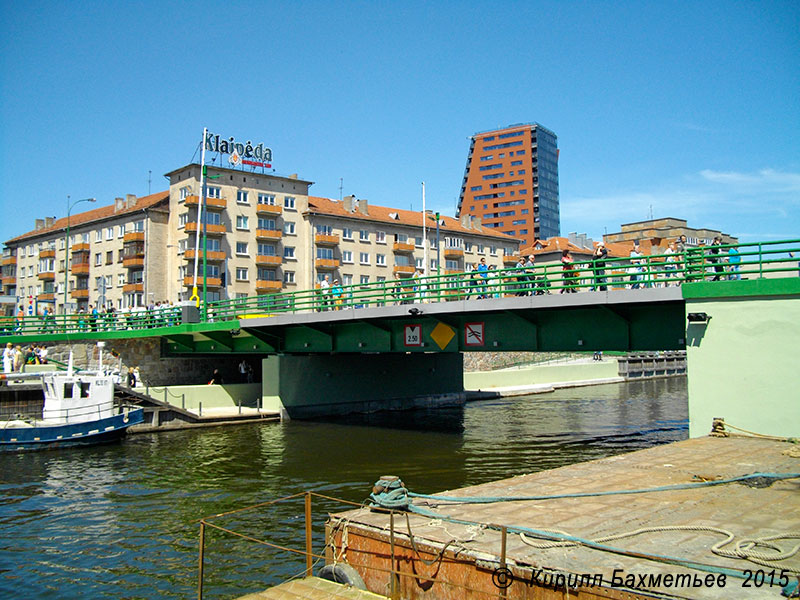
[
  {"left": 261, "top": 353, "right": 465, "bottom": 418},
  {"left": 686, "top": 296, "right": 800, "bottom": 438},
  {"left": 140, "top": 382, "right": 262, "bottom": 412},
  {"left": 464, "top": 359, "right": 620, "bottom": 391}
]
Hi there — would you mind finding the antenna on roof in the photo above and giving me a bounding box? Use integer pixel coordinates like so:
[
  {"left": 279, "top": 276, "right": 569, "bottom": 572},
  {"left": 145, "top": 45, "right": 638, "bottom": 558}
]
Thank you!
[
  {"left": 148, "top": 170, "right": 151, "bottom": 195},
  {"left": 339, "top": 178, "right": 343, "bottom": 202}
]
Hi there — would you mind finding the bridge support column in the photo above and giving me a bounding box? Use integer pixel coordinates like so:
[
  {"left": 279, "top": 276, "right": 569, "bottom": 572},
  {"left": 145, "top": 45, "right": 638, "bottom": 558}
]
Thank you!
[
  {"left": 260, "top": 353, "right": 465, "bottom": 419},
  {"left": 685, "top": 280, "right": 800, "bottom": 438}
]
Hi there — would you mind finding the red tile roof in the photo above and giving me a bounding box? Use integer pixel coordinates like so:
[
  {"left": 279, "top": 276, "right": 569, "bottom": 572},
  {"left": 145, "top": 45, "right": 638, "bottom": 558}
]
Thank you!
[
  {"left": 306, "top": 196, "right": 518, "bottom": 242},
  {"left": 520, "top": 237, "right": 648, "bottom": 259},
  {"left": 6, "top": 191, "right": 170, "bottom": 245}
]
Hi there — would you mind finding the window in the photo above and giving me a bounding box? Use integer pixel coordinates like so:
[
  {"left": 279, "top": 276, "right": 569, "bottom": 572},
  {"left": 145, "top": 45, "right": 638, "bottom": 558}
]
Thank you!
[
  {"left": 445, "top": 237, "right": 463, "bottom": 248},
  {"left": 118, "top": 225, "right": 125, "bottom": 238},
  {"left": 511, "top": 160, "right": 523, "bottom": 166},
  {"left": 258, "top": 217, "right": 276, "bottom": 230},
  {"left": 94, "top": 253, "right": 102, "bottom": 266},
  {"left": 205, "top": 212, "right": 221, "bottom": 226},
  {"left": 180, "top": 186, "right": 191, "bottom": 200},
  {"left": 133, "top": 221, "right": 144, "bottom": 233},
  {"left": 106, "top": 227, "right": 113, "bottom": 240},
  {"left": 207, "top": 186, "right": 221, "bottom": 198},
  {"left": 376, "top": 254, "right": 386, "bottom": 266},
  {"left": 342, "top": 228, "right": 353, "bottom": 240},
  {"left": 258, "top": 193, "right": 275, "bottom": 205},
  {"left": 316, "top": 225, "right": 333, "bottom": 235},
  {"left": 59, "top": 238, "right": 65, "bottom": 250},
  {"left": 236, "top": 267, "right": 249, "bottom": 281},
  {"left": 478, "top": 245, "right": 485, "bottom": 254},
  {"left": 118, "top": 249, "right": 124, "bottom": 263},
  {"left": 396, "top": 233, "right": 408, "bottom": 243},
  {"left": 178, "top": 239, "right": 186, "bottom": 253},
  {"left": 415, "top": 258, "right": 424, "bottom": 269},
  {"left": 490, "top": 245, "right": 497, "bottom": 256},
  {"left": 480, "top": 155, "right": 494, "bottom": 161},
  {"left": 470, "top": 186, "right": 482, "bottom": 191},
  {"left": 360, "top": 252, "right": 370, "bottom": 265},
  {"left": 317, "top": 248, "right": 334, "bottom": 260},
  {"left": 257, "top": 268, "right": 276, "bottom": 281},
  {"left": 343, "top": 274, "right": 353, "bottom": 286},
  {"left": 359, "top": 230, "right": 369, "bottom": 242},
  {"left": 117, "top": 274, "right": 125, "bottom": 287},
  {"left": 376, "top": 231, "right": 386, "bottom": 244},
  {"left": 236, "top": 242, "right": 248, "bottom": 256},
  {"left": 237, "top": 190, "right": 249, "bottom": 204},
  {"left": 360, "top": 275, "right": 369, "bottom": 284},
  {"left": 445, "top": 259, "right": 458, "bottom": 270},
  {"left": 284, "top": 271, "right": 295, "bottom": 284},
  {"left": 179, "top": 213, "right": 189, "bottom": 227},
  {"left": 106, "top": 251, "right": 113, "bottom": 264},
  {"left": 283, "top": 222, "right": 296, "bottom": 235},
  {"left": 95, "top": 230, "right": 102, "bottom": 242},
  {"left": 258, "top": 243, "right": 276, "bottom": 256},
  {"left": 206, "top": 238, "right": 221, "bottom": 251},
  {"left": 464, "top": 242, "right": 473, "bottom": 252},
  {"left": 283, "top": 247, "right": 295, "bottom": 259},
  {"left": 430, "top": 259, "right": 438, "bottom": 270},
  {"left": 342, "top": 250, "right": 353, "bottom": 263},
  {"left": 236, "top": 215, "right": 249, "bottom": 230},
  {"left": 284, "top": 196, "right": 296, "bottom": 209},
  {"left": 512, "top": 219, "right": 526, "bottom": 226}
]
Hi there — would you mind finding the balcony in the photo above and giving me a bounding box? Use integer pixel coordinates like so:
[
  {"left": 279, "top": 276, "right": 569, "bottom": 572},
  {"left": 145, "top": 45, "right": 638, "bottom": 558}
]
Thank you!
[
  {"left": 256, "top": 204, "right": 283, "bottom": 216},
  {"left": 393, "top": 265, "right": 416, "bottom": 276},
  {"left": 72, "top": 263, "right": 91, "bottom": 275},
  {"left": 315, "top": 233, "right": 340, "bottom": 246},
  {"left": 37, "top": 293, "right": 55, "bottom": 302},
  {"left": 315, "top": 258, "right": 340, "bottom": 270},
  {"left": 503, "top": 254, "right": 520, "bottom": 266},
  {"left": 71, "top": 289, "right": 89, "bottom": 299},
  {"left": 444, "top": 248, "right": 464, "bottom": 259},
  {"left": 392, "top": 242, "right": 415, "bottom": 253},
  {"left": 256, "top": 228, "right": 283, "bottom": 241},
  {"left": 182, "top": 276, "right": 222, "bottom": 288},
  {"left": 444, "top": 269, "right": 463, "bottom": 275},
  {"left": 1, "top": 275, "right": 16, "bottom": 285},
  {"left": 185, "top": 222, "right": 226, "bottom": 235},
  {"left": 38, "top": 271, "right": 55, "bottom": 280},
  {"left": 123, "top": 231, "right": 145, "bottom": 243},
  {"left": 40, "top": 249, "right": 56, "bottom": 259},
  {"left": 255, "top": 255, "right": 282, "bottom": 267},
  {"left": 1, "top": 256, "right": 16, "bottom": 266},
  {"left": 72, "top": 242, "right": 90, "bottom": 252},
  {"left": 256, "top": 280, "right": 282, "bottom": 293},
  {"left": 123, "top": 256, "right": 145, "bottom": 268},
  {"left": 184, "top": 195, "right": 227, "bottom": 210},
  {"left": 184, "top": 249, "right": 226, "bottom": 262},
  {"left": 123, "top": 283, "right": 144, "bottom": 293}
]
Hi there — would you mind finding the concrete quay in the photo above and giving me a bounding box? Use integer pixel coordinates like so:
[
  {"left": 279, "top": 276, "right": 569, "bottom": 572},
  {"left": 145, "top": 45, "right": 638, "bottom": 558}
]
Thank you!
[{"left": 328, "top": 436, "right": 800, "bottom": 599}]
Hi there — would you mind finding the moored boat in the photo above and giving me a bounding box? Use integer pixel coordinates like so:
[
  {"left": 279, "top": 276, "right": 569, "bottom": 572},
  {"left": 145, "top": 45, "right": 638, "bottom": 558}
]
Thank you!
[{"left": 0, "top": 347, "right": 143, "bottom": 451}]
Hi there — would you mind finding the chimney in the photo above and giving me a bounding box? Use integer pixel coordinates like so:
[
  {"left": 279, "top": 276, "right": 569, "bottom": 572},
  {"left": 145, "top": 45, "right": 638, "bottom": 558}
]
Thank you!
[
  {"left": 125, "top": 194, "right": 137, "bottom": 208},
  {"left": 288, "top": 173, "right": 298, "bottom": 180},
  {"left": 343, "top": 195, "right": 356, "bottom": 213},
  {"left": 471, "top": 216, "right": 481, "bottom": 229},
  {"left": 35, "top": 219, "right": 45, "bottom": 231},
  {"left": 577, "top": 233, "right": 588, "bottom": 248},
  {"left": 45, "top": 217, "right": 55, "bottom": 228},
  {"left": 357, "top": 198, "right": 369, "bottom": 215},
  {"left": 115, "top": 197, "right": 125, "bottom": 212},
  {"left": 568, "top": 232, "right": 577, "bottom": 245}
]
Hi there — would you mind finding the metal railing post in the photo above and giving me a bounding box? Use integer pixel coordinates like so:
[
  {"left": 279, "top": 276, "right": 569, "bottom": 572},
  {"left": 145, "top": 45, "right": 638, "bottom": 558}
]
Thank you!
[
  {"left": 198, "top": 401, "right": 202, "bottom": 416},
  {"left": 182, "top": 394, "right": 185, "bottom": 410},
  {"left": 759, "top": 243, "right": 764, "bottom": 278},
  {"left": 390, "top": 511, "right": 397, "bottom": 599},
  {"left": 164, "top": 389, "right": 168, "bottom": 404},
  {"left": 198, "top": 521, "right": 205, "bottom": 600},
  {"left": 304, "top": 491, "right": 313, "bottom": 577},
  {"left": 499, "top": 525, "right": 508, "bottom": 600}
]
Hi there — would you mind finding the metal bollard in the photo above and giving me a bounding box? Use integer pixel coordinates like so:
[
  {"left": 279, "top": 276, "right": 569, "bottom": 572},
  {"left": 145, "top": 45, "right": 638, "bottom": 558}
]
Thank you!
[
  {"left": 182, "top": 394, "right": 185, "bottom": 410},
  {"left": 198, "top": 401, "right": 202, "bottom": 416},
  {"left": 238, "top": 399, "right": 241, "bottom": 415}
]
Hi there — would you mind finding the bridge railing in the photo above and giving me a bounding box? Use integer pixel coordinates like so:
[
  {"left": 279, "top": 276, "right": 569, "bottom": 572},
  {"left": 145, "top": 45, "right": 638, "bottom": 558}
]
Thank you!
[{"left": 2, "top": 239, "right": 798, "bottom": 336}]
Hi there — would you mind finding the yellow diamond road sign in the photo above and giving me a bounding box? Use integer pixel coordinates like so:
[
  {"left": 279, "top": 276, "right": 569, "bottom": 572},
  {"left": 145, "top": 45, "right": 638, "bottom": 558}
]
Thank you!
[{"left": 430, "top": 322, "right": 455, "bottom": 350}]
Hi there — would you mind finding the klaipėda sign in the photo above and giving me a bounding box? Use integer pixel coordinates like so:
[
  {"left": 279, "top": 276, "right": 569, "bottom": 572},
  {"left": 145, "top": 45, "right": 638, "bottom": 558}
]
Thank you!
[{"left": 205, "top": 132, "right": 273, "bottom": 168}]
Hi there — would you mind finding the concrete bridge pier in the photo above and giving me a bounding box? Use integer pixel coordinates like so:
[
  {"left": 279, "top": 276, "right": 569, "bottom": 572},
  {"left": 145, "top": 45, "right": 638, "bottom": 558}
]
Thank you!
[
  {"left": 685, "top": 280, "right": 800, "bottom": 438},
  {"left": 260, "top": 353, "right": 465, "bottom": 419}
]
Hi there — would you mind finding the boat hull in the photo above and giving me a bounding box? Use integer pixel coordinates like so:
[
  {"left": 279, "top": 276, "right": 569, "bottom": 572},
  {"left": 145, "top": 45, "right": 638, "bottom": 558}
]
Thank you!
[{"left": 0, "top": 408, "right": 144, "bottom": 451}]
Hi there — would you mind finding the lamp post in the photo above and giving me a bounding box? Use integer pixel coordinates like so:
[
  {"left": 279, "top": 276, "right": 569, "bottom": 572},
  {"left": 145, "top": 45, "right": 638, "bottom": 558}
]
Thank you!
[{"left": 63, "top": 197, "right": 96, "bottom": 314}]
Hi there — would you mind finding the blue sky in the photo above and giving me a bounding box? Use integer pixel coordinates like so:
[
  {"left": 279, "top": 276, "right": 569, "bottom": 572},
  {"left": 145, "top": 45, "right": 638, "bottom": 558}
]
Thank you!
[{"left": 1, "top": 1, "right": 798, "bottom": 245}]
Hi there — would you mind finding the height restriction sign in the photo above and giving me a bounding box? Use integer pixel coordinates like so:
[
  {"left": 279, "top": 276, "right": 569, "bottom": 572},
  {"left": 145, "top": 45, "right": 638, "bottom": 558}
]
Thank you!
[
  {"left": 464, "top": 322, "right": 485, "bottom": 346},
  {"left": 404, "top": 324, "right": 422, "bottom": 347}
]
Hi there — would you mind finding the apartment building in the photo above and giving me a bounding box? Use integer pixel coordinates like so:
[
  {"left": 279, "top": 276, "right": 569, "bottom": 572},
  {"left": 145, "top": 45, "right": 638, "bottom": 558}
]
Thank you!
[
  {"left": 456, "top": 122, "right": 560, "bottom": 247},
  {"left": 603, "top": 218, "right": 738, "bottom": 249},
  {"left": 3, "top": 163, "right": 520, "bottom": 314}
]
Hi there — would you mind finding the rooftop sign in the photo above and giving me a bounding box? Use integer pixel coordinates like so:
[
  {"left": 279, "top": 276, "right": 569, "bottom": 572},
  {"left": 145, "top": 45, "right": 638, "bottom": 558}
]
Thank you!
[{"left": 204, "top": 131, "right": 272, "bottom": 169}]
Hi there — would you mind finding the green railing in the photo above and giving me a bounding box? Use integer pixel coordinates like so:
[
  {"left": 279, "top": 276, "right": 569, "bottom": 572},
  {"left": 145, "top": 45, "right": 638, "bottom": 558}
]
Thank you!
[{"left": 2, "top": 239, "right": 799, "bottom": 337}]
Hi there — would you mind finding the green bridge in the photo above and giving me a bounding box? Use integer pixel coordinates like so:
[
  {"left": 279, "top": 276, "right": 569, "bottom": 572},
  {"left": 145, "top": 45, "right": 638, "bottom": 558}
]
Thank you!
[{"left": 2, "top": 239, "right": 799, "bottom": 436}]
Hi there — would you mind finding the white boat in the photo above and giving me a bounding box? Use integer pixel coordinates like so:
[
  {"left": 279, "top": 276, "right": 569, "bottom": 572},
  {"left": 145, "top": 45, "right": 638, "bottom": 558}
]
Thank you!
[{"left": 0, "top": 345, "right": 143, "bottom": 451}]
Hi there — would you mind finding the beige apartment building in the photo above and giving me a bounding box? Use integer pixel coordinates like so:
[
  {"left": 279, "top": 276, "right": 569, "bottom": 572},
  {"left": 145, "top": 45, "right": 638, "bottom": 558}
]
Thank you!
[{"left": 2, "top": 163, "right": 520, "bottom": 314}]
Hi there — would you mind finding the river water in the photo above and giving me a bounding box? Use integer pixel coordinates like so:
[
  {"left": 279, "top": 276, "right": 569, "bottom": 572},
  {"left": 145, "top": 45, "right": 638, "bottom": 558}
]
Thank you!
[{"left": 0, "top": 377, "right": 687, "bottom": 599}]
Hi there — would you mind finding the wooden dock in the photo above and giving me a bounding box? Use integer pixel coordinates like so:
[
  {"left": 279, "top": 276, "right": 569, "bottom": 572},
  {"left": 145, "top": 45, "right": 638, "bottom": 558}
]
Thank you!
[
  {"left": 327, "top": 436, "right": 800, "bottom": 599},
  {"left": 237, "top": 576, "right": 388, "bottom": 599}
]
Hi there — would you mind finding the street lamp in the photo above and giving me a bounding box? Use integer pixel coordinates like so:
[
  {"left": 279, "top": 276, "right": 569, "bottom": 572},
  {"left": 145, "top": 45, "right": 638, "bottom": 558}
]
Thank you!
[{"left": 63, "top": 196, "right": 96, "bottom": 314}]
